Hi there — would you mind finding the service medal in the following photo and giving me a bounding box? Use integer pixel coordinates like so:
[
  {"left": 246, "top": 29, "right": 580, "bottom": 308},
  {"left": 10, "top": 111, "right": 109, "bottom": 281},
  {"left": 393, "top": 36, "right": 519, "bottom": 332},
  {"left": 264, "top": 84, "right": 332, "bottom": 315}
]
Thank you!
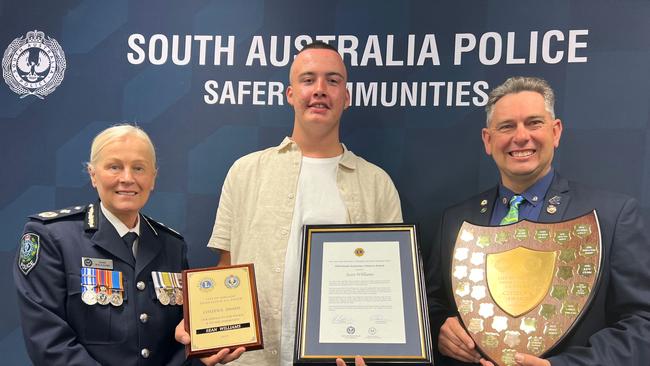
[
  {"left": 97, "top": 289, "right": 110, "bottom": 305},
  {"left": 174, "top": 288, "right": 183, "bottom": 305},
  {"left": 172, "top": 272, "right": 183, "bottom": 305},
  {"left": 110, "top": 292, "right": 123, "bottom": 307},
  {"left": 168, "top": 289, "right": 177, "bottom": 306},
  {"left": 96, "top": 270, "right": 111, "bottom": 305},
  {"left": 152, "top": 271, "right": 183, "bottom": 306},
  {"left": 82, "top": 289, "right": 97, "bottom": 305},
  {"left": 158, "top": 289, "right": 170, "bottom": 305},
  {"left": 81, "top": 267, "right": 98, "bottom": 305}
]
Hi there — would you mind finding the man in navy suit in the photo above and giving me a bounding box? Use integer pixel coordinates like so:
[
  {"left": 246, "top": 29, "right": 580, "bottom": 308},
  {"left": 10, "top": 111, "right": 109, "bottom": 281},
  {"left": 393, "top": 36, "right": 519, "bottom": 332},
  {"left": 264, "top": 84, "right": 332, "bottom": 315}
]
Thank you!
[{"left": 427, "top": 76, "right": 650, "bottom": 366}]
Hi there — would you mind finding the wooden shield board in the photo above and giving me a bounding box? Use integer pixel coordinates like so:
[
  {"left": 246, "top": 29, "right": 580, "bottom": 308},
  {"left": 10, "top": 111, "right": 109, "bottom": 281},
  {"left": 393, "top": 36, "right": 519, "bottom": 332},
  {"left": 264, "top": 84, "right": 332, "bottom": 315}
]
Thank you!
[{"left": 450, "top": 211, "right": 602, "bottom": 365}]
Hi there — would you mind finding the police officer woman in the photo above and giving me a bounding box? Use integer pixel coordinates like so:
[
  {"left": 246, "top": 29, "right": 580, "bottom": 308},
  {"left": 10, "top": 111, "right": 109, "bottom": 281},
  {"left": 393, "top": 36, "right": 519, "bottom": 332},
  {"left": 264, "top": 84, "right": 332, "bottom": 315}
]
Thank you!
[{"left": 14, "top": 124, "right": 189, "bottom": 365}]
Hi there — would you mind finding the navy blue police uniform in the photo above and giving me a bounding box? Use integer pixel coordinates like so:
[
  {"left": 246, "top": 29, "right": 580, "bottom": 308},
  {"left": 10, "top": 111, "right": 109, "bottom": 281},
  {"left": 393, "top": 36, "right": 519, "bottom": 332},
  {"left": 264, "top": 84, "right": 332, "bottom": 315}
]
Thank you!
[{"left": 14, "top": 202, "right": 190, "bottom": 366}]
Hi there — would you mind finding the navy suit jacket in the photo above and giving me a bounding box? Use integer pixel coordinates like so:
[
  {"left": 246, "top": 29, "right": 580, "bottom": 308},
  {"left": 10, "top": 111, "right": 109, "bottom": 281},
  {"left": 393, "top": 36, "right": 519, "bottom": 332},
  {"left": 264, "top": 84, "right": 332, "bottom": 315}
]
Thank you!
[
  {"left": 426, "top": 173, "right": 650, "bottom": 366},
  {"left": 14, "top": 202, "right": 190, "bottom": 366}
]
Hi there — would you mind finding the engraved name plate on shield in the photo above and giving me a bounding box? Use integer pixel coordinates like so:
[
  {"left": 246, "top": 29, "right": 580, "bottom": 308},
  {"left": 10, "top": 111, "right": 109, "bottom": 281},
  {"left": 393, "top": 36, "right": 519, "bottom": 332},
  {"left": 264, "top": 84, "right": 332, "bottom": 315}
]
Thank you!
[{"left": 451, "top": 211, "right": 602, "bottom": 366}]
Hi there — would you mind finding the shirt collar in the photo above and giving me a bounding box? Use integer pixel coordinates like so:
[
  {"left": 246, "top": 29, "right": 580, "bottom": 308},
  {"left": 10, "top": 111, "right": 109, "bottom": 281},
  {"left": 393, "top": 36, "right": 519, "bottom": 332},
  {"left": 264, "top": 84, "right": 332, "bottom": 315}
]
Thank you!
[
  {"left": 338, "top": 144, "right": 357, "bottom": 170},
  {"left": 277, "top": 136, "right": 295, "bottom": 151},
  {"left": 498, "top": 169, "right": 555, "bottom": 207},
  {"left": 278, "top": 137, "right": 357, "bottom": 170},
  {"left": 99, "top": 202, "right": 141, "bottom": 237}
]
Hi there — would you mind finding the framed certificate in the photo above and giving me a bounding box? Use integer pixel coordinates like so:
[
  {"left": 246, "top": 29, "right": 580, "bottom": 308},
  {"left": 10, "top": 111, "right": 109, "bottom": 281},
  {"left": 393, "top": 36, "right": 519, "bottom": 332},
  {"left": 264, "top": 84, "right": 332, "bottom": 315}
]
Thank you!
[
  {"left": 295, "top": 224, "right": 433, "bottom": 365},
  {"left": 182, "top": 264, "right": 264, "bottom": 358}
]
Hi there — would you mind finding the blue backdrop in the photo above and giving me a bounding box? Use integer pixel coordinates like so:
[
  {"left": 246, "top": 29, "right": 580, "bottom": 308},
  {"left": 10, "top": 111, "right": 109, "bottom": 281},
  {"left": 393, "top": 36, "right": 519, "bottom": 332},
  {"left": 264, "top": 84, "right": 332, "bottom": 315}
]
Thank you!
[{"left": 2, "top": 1, "right": 649, "bottom": 364}]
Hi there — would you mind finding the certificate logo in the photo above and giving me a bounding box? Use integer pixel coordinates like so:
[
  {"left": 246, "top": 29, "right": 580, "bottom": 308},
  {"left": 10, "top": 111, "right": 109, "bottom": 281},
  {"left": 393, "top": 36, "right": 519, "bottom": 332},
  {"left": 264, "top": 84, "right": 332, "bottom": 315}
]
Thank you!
[
  {"left": 199, "top": 278, "right": 214, "bottom": 291},
  {"left": 354, "top": 247, "right": 365, "bottom": 257},
  {"left": 225, "top": 274, "right": 240, "bottom": 289},
  {"left": 346, "top": 326, "right": 356, "bottom": 335},
  {"left": 2, "top": 30, "right": 67, "bottom": 99}
]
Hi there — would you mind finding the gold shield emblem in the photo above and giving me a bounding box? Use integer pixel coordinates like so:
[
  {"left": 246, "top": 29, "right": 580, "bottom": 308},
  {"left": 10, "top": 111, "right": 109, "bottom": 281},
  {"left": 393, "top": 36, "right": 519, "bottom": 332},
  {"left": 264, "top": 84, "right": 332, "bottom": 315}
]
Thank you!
[
  {"left": 451, "top": 211, "right": 602, "bottom": 364},
  {"left": 487, "top": 247, "right": 557, "bottom": 317}
]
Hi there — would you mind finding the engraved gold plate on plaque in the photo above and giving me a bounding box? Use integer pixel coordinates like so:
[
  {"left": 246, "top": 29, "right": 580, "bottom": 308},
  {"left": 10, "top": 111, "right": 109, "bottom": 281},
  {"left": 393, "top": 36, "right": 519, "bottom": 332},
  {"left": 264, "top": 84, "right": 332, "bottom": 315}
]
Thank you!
[
  {"left": 451, "top": 211, "right": 602, "bottom": 365},
  {"left": 487, "top": 247, "right": 557, "bottom": 317},
  {"left": 182, "top": 264, "right": 264, "bottom": 358}
]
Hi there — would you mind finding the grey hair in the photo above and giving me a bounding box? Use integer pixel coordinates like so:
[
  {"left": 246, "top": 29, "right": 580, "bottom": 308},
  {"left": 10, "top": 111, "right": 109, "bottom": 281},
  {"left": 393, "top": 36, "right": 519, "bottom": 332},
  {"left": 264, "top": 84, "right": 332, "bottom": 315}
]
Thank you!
[
  {"left": 485, "top": 76, "right": 555, "bottom": 125},
  {"left": 86, "top": 124, "right": 157, "bottom": 169}
]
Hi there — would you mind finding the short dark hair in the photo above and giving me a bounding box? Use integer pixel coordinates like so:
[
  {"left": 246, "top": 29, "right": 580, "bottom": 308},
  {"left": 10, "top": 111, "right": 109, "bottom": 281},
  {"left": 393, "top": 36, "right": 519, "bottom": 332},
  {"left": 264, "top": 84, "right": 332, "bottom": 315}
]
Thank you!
[
  {"left": 298, "top": 40, "right": 338, "bottom": 54},
  {"left": 485, "top": 76, "right": 556, "bottom": 125}
]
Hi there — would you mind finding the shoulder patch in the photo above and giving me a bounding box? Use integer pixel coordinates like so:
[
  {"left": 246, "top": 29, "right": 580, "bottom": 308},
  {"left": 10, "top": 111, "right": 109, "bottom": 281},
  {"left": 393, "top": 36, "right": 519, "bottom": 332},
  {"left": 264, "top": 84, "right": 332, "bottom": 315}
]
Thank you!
[
  {"left": 18, "top": 233, "right": 40, "bottom": 275},
  {"left": 29, "top": 205, "right": 86, "bottom": 222},
  {"left": 142, "top": 215, "right": 184, "bottom": 240}
]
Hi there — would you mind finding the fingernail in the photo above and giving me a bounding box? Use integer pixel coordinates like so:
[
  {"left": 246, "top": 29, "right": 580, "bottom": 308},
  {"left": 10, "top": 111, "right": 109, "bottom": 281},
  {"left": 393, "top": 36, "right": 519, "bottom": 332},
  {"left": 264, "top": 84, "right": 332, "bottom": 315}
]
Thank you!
[{"left": 515, "top": 353, "right": 524, "bottom": 363}]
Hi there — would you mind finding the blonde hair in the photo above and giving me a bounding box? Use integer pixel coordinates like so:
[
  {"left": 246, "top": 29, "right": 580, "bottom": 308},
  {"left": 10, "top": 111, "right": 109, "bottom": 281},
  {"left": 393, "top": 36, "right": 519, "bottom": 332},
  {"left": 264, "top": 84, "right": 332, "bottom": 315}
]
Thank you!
[{"left": 87, "top": 124, "right": 157, "bottom": 168}]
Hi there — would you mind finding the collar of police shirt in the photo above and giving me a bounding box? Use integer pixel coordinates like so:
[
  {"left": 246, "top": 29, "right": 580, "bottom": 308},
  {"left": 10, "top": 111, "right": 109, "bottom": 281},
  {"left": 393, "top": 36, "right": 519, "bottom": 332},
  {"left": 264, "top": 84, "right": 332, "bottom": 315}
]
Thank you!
[{"left": 99, "top": 202, "right": 141, "bottom": 256}]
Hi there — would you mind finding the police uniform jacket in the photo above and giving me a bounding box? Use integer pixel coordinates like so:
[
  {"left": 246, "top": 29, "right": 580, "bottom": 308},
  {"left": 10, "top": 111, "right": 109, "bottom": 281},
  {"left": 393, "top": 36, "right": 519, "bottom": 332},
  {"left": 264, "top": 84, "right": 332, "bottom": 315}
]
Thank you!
[
  {"left": 14, "top": 202, "right": 189, "bottom": 366},
  {"left": 426, "top": 172, "right": 650, "bottom": 366}
]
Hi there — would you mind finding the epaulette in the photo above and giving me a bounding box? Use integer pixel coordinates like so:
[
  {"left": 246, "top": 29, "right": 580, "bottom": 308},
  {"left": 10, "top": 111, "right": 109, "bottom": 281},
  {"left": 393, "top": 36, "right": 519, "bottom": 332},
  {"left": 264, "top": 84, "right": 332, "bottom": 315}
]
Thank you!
[
  {"left": 142, "top": 214, "right": 184, "bottom": 240},
  {"left": 29, "top": 204, "right": 88, "bottom": 222}
]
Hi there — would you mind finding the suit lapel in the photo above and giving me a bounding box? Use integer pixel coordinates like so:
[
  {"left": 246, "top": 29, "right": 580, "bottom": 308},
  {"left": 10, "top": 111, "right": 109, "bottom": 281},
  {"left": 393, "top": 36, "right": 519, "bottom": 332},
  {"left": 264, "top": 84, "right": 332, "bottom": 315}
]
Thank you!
[
  {"left": 444, "top": 187, "right": 495, "bottom": 272},
  {"left": 538, "top": 172, "right": 571, "bottom": 223},
  {"left": 442, "top": 187, "right": 498, "bottom": 304},
  {"left": 135, "top": 215, "right": 162, "bottom": 277},
  {"left": 471, "top": 187, "right": 498, "bottom": 226},
  {"left": 89, "top": 206, "right": 136, "bottom": 268}
]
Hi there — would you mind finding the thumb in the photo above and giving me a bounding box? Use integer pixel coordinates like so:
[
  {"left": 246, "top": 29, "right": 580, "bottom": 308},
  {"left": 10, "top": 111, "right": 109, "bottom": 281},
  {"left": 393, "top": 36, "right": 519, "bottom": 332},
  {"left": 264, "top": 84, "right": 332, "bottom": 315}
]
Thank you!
[{"left": 355, "top": 355, "right": 366, "bottom": 366}]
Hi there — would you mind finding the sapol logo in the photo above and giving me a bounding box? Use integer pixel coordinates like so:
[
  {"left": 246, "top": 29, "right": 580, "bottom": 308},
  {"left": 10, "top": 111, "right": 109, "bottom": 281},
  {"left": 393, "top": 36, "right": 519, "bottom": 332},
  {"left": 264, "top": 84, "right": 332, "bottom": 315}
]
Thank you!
[{"left": 2, "top": 30, "right": 66, "bottom": 99}]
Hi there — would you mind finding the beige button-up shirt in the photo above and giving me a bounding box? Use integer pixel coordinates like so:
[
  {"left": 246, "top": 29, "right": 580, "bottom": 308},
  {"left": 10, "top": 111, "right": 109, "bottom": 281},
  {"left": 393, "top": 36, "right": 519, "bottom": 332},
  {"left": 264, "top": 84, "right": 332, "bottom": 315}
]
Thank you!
[{"left": 207, "top": 137, "right": 402, "bottom": 365}]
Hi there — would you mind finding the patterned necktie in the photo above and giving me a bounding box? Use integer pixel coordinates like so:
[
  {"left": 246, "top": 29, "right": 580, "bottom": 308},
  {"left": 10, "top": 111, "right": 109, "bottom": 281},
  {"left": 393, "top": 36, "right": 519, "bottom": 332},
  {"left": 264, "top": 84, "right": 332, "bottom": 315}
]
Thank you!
[
  {"left": 500, "top": 195, "right": 524, "bottom": 225},
  {"left": 123, "top": 232, "right": 138, "bottom": 258}
]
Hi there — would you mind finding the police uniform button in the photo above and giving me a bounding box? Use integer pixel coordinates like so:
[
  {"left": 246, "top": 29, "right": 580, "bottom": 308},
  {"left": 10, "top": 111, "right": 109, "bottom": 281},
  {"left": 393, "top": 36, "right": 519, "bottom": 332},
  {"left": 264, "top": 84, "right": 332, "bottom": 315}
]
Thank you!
[
  {"left": 141, "top": 348, "right": 150, "bottom": 358},
  {"left": 140, "top": 313, "right": 149, "bottom": 323},
  {"left": 137, "top": 281, "right": 146, "bottom": 290}
]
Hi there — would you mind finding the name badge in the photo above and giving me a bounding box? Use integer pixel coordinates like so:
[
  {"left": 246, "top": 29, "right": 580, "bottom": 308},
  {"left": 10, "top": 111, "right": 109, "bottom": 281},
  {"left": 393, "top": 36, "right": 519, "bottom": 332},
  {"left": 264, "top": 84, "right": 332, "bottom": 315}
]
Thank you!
[{"left": 82, "top": 257, "right": 113, "bottom": 270}]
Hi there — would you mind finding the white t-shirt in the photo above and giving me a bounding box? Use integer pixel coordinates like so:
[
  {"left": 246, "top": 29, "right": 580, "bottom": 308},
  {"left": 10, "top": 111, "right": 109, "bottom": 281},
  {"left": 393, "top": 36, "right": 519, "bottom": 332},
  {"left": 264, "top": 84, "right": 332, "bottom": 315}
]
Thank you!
[{"left": 280, "top": 155, "right": 348, "bottom": 366}]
